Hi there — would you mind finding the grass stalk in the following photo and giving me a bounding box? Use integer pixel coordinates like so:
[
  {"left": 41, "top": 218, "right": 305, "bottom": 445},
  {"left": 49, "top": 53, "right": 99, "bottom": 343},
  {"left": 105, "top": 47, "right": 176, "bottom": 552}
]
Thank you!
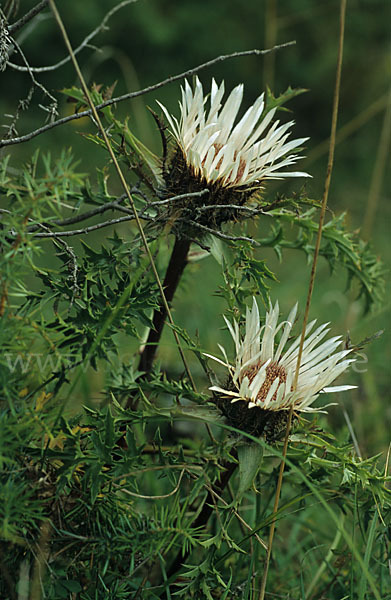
[
  {"left": 362, "top": 87, "right": 391, "bottom": 239},
  {"left": 257, "top": 1, "right": 347, "bottom": 598}
]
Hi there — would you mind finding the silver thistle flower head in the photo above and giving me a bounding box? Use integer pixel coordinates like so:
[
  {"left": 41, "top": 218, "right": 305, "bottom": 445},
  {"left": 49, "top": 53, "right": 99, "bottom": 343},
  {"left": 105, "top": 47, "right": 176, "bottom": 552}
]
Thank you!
[
  {"left": 205, "top": 298, "right": 356, "bottom": 437},
  {"left": 158, "top": 77, "right": 311, "bottom": 189}
]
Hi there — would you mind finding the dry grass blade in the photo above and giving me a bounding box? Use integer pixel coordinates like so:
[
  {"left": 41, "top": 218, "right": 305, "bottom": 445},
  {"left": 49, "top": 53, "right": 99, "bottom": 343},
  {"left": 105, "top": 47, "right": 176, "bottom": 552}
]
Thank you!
[{"left": 257, "top": 1, "right": 347, "bottom": 598}]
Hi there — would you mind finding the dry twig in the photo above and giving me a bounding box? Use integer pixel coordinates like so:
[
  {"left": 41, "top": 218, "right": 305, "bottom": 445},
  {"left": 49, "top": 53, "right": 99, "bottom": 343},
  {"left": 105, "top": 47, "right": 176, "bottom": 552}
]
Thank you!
[{"left": 0, "top": 42, "right": 295, "bottom": 148}]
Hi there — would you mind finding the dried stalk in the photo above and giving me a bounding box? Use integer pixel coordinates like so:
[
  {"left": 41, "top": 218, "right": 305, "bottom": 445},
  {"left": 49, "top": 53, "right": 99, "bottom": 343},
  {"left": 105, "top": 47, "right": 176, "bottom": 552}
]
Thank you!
[{"left": 257, "top": 1, "right": 347, "bottom": 598}]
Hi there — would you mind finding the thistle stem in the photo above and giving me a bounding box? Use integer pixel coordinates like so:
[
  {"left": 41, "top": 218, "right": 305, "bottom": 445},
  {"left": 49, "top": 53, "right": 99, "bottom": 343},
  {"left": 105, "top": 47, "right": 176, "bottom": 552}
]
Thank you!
[{"left": 137, "top": 236, "right": 192, "bottom": 376}]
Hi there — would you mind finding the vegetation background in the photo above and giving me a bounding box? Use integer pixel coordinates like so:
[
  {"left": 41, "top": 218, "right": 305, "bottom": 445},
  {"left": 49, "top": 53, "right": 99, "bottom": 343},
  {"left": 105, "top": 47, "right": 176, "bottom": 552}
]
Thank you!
[
  {"left": 1, "top": 0, "right": 389, "bottom": 450},
  {"left": 0, "top": 0, "right": 390, "bottom": 598}
]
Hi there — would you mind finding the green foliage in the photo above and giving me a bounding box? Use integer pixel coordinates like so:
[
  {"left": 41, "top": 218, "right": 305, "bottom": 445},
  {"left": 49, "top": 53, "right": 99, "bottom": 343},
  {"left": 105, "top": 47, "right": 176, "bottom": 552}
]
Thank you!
[
  {"left": 1, "top": 4, "right": 389, "bottom": 598},
  {"left": 0, "top": 108, "right": 388, "bottom": 600},
  {"left": 0, "top": 106, "right": 388, "bottom": 600},
  {"left": 259, "top": 207, "right": 385, "bottom": 312}
]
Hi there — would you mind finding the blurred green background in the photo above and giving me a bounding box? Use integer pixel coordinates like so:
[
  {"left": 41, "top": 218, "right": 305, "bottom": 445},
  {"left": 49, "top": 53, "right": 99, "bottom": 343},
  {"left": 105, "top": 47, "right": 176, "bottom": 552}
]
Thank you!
[{"left": 1, "top": 0, "right": 390, "bottom": 453}]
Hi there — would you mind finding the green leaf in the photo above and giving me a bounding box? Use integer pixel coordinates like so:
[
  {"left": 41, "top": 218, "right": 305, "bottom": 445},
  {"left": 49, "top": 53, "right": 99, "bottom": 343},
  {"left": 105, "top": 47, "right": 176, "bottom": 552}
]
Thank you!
[
  {"left": 264, "top": 85, "right": 308, "bottom": 114},
  {"left": 236, "top": 442, "right": 264, "bottom": 503},
  {"left": 105, "top": 406, "right": 115, "bottom": 449},
  {"left": 358, "top": 512, "right": 378, "bottom": 600},
  {"left": 60, "top": 580, "right": 82, "bottom": 593}
]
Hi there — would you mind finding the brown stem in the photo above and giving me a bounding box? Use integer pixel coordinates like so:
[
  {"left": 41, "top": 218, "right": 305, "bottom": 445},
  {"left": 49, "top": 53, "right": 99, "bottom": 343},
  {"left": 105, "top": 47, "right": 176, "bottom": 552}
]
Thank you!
[{"left": 138, "top": 236, "right": 191, "bottom": 376}]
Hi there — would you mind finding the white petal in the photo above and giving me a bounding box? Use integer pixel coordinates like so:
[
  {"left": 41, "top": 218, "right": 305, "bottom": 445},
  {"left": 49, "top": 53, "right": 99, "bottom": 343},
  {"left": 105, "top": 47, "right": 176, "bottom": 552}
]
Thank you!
[
  {"left": 261, "top": 302, "right": 280, "bottom": 361},
  {"left": 204, "top": 352, "right": 231, "bottom": 369},
  {"left": 248, "top": 359, "right": 271, "bottom": 398},
  {"left": 274, "top": 382, "right": 286, "bottom": 408},
  {"left": 274, "top": 303, "right": 298, "bottom": 362},
  {"left": 321, "top": 385, "right": 357, "bottom": 393},
  {"left": 209, "top": 385, "right": 239, "bottom": 398},
  {"left": 263, "top": 377, "right": 280, "bottom": 408}
]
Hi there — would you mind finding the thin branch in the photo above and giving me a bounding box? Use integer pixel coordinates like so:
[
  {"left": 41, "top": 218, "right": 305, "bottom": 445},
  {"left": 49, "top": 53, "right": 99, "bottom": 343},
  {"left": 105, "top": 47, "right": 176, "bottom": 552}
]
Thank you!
[
  {"left": 30, "top": 214, "right": 135, "bottom": 237},
  {"left": 293, "top": 0, "right": 346, "bottom": 391},
  {"left": 111, "top": 463, "right": 202, "bottom": 482},
  {"left": 0, "top": 41, "right": 295, "bottom": 148},
  {"left": 91, "top": 42, "right": 296, "bottom": 108},
  {"left": 113, "top": 470, "right": 185, "bottom": 500},
  {"left": 11, "top": 36, "right": 58, "bottom": 118},
  {"left": 165, "top": 458, "right": 237, "bottom": 585},
  {"left": 151, "top": 189, "right": 209, "bottom": 206},
  {"left": 139, "top": 189, "right": 209, "bottom": 215},
  {"left": 194, "top": 203, "right": 264, "bottom": 214},
  {"left": 15, "top": 194, "right": 161, "bottom": 238},
  {"left": 1, "top": 194, "right": 152, "bottom": 238},
  {"left": 8, "top": 0, "right": 137, "bottom": 72},
  {"left": 8, "top": 0, "right": 49, "bottom": 35},
  {"left": 3, "top": 199, "right": 136, "bottom": 238},
  {"left": 203, "top": 480, "right": 268, "bottom": 551},
  {"left": 305, "top": 92, "right": 390, "bottom": 167},
  {"left": 1, "top": 86, "right": 34, "bottom": 140},
  {"left": 186, "top": 220, "right": 260, "bottom": 245},
  {"left": 362, "top": 86, "right": 391, "bottom": 239},
  {"left": 27, "top": 193, "right": 131, "bottom": 231},
  {"left": 342, "top": 406, "right": 362, "bottom": 460}
]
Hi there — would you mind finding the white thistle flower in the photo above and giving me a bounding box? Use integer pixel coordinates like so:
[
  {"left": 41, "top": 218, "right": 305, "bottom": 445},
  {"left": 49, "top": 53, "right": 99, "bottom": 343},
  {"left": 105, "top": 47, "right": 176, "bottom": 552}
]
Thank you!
[
  {"left": 205, "top": 298, "right": 356, "bottom": 414},
  {"left": 158, "top": 77, "right": 311, "bottom": 188}
]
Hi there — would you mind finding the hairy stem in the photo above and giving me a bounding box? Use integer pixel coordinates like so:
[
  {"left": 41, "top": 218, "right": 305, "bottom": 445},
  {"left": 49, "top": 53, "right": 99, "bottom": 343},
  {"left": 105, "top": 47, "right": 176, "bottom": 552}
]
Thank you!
[{"left": 137, "top": 237, "right": 191, "bottom": 377}]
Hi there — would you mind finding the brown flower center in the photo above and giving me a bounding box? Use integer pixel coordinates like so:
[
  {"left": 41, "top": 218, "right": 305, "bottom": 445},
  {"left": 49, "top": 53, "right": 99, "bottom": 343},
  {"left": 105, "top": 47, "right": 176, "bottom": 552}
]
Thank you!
[{"left": 242, "top": 361, "right": 287, "bottom": 404}]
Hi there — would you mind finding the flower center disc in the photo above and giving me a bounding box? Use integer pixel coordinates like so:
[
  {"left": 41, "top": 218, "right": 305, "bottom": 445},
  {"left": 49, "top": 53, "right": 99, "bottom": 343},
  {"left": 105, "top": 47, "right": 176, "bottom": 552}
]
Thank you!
[{"left": 243, "top": 361, "right": 287, "bottom": 404}]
